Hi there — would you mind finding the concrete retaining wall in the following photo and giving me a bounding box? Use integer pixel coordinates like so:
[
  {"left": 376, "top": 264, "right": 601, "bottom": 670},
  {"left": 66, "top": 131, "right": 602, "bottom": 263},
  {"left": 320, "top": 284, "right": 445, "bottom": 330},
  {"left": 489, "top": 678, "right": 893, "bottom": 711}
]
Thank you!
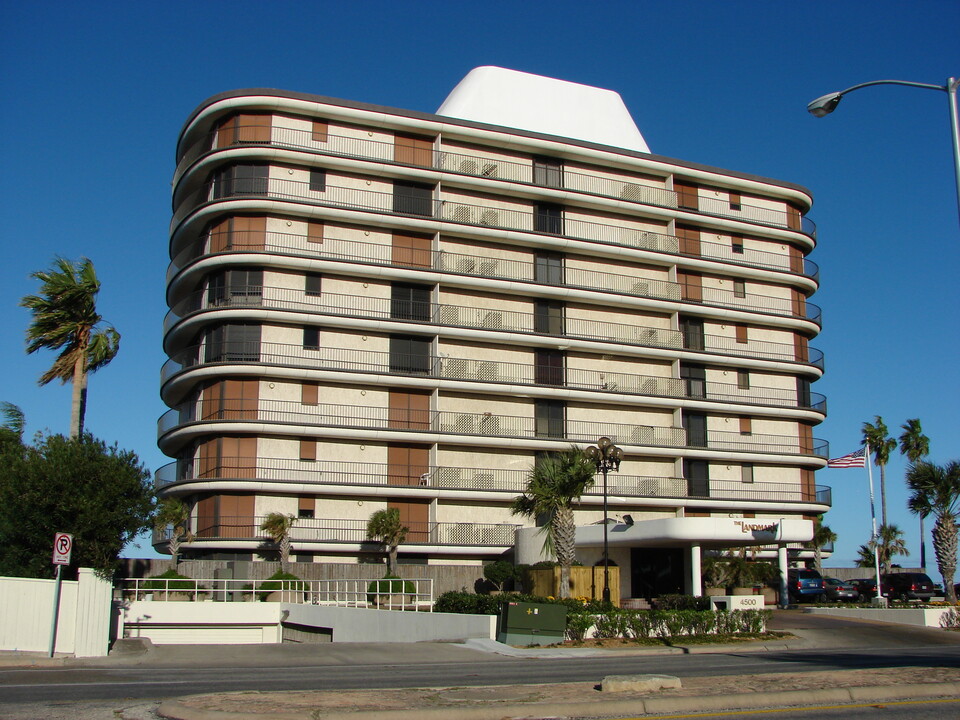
[
  {"left": 806, "top": 606, "right": 952, "bottom": 628},
  {"left": 122, "top": 600, "right": 496, "bottom": 644}
]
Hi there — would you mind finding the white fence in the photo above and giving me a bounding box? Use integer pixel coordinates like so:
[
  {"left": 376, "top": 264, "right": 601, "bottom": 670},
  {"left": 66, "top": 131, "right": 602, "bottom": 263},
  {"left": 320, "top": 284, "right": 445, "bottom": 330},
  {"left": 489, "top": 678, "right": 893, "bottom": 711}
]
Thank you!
[
  {"left": 121, "top": 576, "right": 434, "bottom": 611},
  {"left": 0, "top": 568, "right": 113, "bottom": 657}
]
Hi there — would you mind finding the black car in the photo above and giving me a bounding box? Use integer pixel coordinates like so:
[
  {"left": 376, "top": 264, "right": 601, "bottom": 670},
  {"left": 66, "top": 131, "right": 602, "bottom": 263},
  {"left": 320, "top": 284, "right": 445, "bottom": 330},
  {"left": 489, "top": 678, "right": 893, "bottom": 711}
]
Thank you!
[
  {"left": 850, "top": 577, "right": 893, "bottom": 602},
  {"left": 883, "top": 572, "right": 935, "bottom": 601}
]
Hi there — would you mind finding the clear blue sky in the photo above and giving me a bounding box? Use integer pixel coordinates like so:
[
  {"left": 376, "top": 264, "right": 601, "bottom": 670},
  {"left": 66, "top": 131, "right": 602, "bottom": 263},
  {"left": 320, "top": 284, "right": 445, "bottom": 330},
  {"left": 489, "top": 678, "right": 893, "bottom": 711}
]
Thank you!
[{"left": 1, "top": 1, "right": 957, "bottom": 567}]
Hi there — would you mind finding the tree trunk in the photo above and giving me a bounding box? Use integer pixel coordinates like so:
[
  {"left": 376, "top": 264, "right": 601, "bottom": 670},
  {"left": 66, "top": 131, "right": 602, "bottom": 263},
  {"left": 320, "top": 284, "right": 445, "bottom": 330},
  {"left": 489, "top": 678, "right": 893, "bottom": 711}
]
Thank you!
[
  {"left": 280, "top": 535, "right": 290, "bottom": 573},
  {"left": 70, "top": 355, "right": 86, "bottom": 438},
  {"left": 387, "top": 545, "right": 398, "bottom": 576},
  {"left": 814, "top": 546, "right": 822, "bottom": 573},
  {"left": 553, "top": 508, "right": 576, "bottom": 599},
  {"left": 933, "top": 515, "right": 958, "bottom": 603},
  {"left": 879, "top": 464, "right": 888, "bottom": 530}
]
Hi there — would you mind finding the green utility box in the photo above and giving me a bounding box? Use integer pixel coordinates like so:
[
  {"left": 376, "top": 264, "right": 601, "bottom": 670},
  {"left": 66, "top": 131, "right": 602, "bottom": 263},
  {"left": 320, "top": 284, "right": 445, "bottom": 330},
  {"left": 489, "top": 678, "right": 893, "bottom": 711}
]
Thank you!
[{"left": 497, "top": 601, "right": 567, "bottom": 646}]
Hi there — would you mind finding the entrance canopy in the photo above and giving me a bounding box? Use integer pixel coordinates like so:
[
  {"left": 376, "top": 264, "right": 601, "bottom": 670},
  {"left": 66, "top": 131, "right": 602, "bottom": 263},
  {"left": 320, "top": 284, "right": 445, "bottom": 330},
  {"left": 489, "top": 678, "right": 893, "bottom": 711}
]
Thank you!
[{"left": 574, "top": 516, "right": 813, "bottom": 550}]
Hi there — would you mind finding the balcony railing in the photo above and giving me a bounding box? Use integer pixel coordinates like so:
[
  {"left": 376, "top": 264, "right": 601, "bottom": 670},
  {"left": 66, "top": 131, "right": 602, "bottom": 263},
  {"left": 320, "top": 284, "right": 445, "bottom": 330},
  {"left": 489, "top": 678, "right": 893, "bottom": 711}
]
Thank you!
[
  {"left": 155, "top": 457, "right": 832, "bottom": 507},
  {"left": 167, "top": 515, "right": 518, "bottom": 547},
  {"left": 171, "top": 178, "right": 819, "bottom": 286},
  {"left": 175, "top": 124, "right": 817, "bottom": 240},
  {"left": 164, "top": 284, "right": 820, "bottom": 344},
  {"left": 159, "top": 341, "right": 826, "bottom": 412},
  {"left": 157, "top": 399, "right": 830, "bottom": 458}
]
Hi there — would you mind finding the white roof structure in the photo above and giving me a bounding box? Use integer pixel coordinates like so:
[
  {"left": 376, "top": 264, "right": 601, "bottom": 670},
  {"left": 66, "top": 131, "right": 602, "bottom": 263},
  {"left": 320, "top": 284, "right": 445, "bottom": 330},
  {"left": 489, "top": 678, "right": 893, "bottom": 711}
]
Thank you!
[{"left": 437, "top": 66, "right": 651, "bottom": 153}]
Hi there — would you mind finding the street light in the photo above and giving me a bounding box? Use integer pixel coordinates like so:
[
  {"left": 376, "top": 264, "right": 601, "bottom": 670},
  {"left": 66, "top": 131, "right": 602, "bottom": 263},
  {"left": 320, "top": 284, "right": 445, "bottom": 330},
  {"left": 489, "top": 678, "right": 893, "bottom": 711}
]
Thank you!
[
  {"left": 585, "top": 436, "right": 623, "bottom": 604},
  {"left": 807, "top": 77, "right": 960, "bottom": 229}
]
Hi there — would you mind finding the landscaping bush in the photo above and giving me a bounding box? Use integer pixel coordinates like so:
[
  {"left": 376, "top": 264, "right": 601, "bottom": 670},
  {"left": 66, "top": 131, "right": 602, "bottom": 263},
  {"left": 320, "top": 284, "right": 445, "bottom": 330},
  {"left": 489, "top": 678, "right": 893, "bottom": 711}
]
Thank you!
[
  {"left": 433, "top": 590, "right": 611, "bottom": 615},
  {"left": 565, "top": 613, "right": 593, "bottom": 642},
  {"left": 625, "top": 610, "right": 656, "bottom": 639},
  {"left": 140, "top": 568, "right": 196, "bottom": 593},
  {"left": 366, "top": 575, "right": 416, "bottom": 603},
  {"left": 592, "top": 611, "right": 630, "bottom": 639},
  {"left": 483, "top": 560, "right": 517, "bottom": 592},
  {"left": 657, "top": 594, "right": 711, "bottom": 611}
]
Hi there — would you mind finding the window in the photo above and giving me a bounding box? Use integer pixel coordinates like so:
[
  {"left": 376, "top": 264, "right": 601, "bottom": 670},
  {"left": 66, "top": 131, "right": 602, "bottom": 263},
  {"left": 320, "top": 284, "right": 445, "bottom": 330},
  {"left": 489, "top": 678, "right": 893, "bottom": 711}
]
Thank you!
[
  {"left": 741, "top": 463, "right": 754, "bottom": 483},
  {"left": 735, "top": 324, "right": 748, "bottom": 344},
  {"left": 216, "top": 113, "right": 271, "bottom": 147},
  {"left": 533, "top": 156, "right": 563, "bottom": 188},
  {"left": 679, "top": 316, "right": 704, "bottom": 351},
  {"left": 305, "top": 273, "right": 322, "bottom": 297},
  {"left": 213, "top": 164, "right": 268, "bottom": 198},
  {"left": 303, "top": 327, "right": 320, "bottom": 350},
  {"left": 299, "top": 496, "right": 315, "bottom": 518},
  {"left": 394, "top": 133, "right": 434, "bottom": 168},
  {"left": 739, "top": 417, "right": 752, "bottom": 436},
  {"left": 301, "top": 383, "right": 319, "bottom": 406},
  {"left": 389, "top": 335, "right": 431, "bottom": 374},
  {"left": 797, "top": 378, "right": 812, "bottom": 408},
  {"left": 682, "top": 411, "right": 707, "bottom": 448},
  {"left": 534, "top": 300, "right": 564, "bottom": 335},
  {"left": 309, "top": 168, "right": 326, "bottom": 192},
  {"left": 684, "top": 459, "right": 709, "bottom": 498},
  {"left": 680, "top": 363, "right": 706, "bottom": 398},
  {"left": 535, "top": 349, "right": 565, "bottom": 386},
  {"left": 737, "top": 370, "right": 750, "bottom": 390},
  {"left": 391, "top": 283, "right": 432, "bottom": 321},
  {"left": 729, "top": 192, "right": 742, "bottom": 211},
  {"left": 207, "top": 268, "right": 263, "bottom": 306},
  {"left": 311, "top": 119, "right": 328, "bottom": 142},
  {"left": 299, "top": 439, "right": 317, "bottom": 462},
  {"left": 204, "top": 324, "right": 260, "bottom": 362},
  {"left": 393, "top": 181, "right": 433, "bottom": 217},
  {"left": 535, "top": 400, "right": 565, "bottom": 439},
  {"left": 535, "top": 252, "right": 564, "bottom": 285},
  {"left": 731, "top": 235, "right": 744, "bottom": 254},
  {"left": 534, "top": 203, "right": 563, "bottom": 234},
  {"left": 733, "top": 280, "right": 746, "bottom": 298}
]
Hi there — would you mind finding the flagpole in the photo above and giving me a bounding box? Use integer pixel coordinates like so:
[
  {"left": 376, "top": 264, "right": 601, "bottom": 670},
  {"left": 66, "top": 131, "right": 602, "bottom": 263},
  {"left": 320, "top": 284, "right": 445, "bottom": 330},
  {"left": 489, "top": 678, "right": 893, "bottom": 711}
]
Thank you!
[{"left": 864, "top": 442, "right": 883, "bottom": 603}]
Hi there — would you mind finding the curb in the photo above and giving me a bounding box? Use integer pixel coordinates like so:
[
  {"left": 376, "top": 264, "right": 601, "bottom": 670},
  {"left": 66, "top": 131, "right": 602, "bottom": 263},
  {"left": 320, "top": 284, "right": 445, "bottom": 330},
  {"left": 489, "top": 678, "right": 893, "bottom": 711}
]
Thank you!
[{"left": 157, "top": 681, "right": 960, "bottom": 720}]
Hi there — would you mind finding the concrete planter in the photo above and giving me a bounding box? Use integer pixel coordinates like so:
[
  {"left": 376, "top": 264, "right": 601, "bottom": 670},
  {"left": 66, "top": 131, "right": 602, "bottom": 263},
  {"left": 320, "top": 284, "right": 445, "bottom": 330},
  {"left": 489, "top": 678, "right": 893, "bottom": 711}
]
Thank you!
[{"left": 806, "top": 606, "right": 953, "bottom": 628}]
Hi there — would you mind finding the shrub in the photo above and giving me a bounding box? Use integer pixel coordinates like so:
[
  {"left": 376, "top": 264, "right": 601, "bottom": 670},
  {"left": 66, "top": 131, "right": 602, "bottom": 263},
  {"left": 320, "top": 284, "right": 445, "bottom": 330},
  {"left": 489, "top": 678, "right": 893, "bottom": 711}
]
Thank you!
[
  {"left": 940, "top": 607, "right": 960, "bottom": 630},
  {"left": 592, "top": 611, "right": 630, "bottom": 639},
  {"left": 140, "top": 568, "right": 196, "bottom": 593},
  {"left": 626, "top": 611, "right": 655, "bottom": 639},
  {"left": 366, "top": 575, "right": 416, "bottom": 603},
  {"left": 657, "top": 594, "right": 711, "bottom": 611},
  {"left": 483, "top": 560, "right": 516, "bottom": 591},
  {"left": 565, "top": 613, "right": 593, "bottom": 642},
  {"left": 434, "top": 590, "right": 503, "bottom": 614},
  {"left": 715, "top": 609, "right": 738, "bottom": 635}
]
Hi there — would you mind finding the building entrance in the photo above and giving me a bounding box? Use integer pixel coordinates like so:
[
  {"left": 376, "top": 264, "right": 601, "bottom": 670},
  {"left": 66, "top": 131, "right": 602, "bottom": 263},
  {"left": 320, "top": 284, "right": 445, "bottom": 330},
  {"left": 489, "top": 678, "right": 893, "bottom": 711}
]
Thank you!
[{"left": 631, "top": 547, "right": 686, "bottom": 599}]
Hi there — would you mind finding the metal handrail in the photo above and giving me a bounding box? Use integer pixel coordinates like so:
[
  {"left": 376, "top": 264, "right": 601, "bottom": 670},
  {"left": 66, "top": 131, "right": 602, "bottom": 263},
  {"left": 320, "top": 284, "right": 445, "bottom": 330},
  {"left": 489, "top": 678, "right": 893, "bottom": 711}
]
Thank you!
[
  {"left": 174, "top": 123, "right": 817, "bottom": 240},
  {"left": 158, "top": 341, "right": 826, "bottom": 411},
  {"left": 164, "top": 282, "right": 821, "bottom": 342},
  {"left": 153, "top": 458, "right": 832, "bottom": 507},
  {"left": 157, "top": 398, "right": 830, "bottom": 457},
  {"left": 170, "top": 177, "right": 819, "bottom": 286}
]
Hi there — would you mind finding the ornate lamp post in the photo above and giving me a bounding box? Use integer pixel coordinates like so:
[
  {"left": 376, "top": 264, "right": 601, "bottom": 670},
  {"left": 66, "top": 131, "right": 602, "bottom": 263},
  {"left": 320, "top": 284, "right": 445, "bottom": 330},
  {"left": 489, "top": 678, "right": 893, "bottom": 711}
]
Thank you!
[{"left": 585, "top": 436, "right": 623, "bottom": 603}]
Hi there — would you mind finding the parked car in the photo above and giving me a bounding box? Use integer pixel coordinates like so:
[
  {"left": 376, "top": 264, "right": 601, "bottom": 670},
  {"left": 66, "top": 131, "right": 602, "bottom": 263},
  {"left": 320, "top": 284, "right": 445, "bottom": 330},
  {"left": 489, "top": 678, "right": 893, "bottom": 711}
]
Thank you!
[
  {"left": 822, "top": 577, "right": 858, "bottom": 602},
  {"left": 787, "top": 569, "right": 825, "bottom": 602},
  {"left": 882, "top": 573, "right": 935, "bottom": 601},
  {"left": 849, "top": 577, "right": 893, "bottom": 602}
]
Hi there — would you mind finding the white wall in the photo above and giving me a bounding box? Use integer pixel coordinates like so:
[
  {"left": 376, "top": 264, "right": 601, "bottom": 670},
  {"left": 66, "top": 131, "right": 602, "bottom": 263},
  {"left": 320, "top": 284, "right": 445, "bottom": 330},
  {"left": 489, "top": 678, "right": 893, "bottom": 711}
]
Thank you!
[{"left": 0, "top": 568, "right": 112, "bottom": 656}]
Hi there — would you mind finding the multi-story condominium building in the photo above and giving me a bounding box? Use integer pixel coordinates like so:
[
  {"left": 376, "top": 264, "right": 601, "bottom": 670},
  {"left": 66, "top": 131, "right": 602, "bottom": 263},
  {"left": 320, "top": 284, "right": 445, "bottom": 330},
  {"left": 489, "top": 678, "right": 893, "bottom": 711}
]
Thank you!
[{"left": 158, "top": 67, "right": 829, "bottom": 598}]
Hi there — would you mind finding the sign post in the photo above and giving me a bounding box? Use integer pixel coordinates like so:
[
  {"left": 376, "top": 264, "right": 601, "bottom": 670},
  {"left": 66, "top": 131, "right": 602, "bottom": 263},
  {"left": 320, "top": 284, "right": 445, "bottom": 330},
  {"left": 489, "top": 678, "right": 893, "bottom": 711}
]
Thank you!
[{"left": 48, "top": 532, "right": 72, "bottom": 657}]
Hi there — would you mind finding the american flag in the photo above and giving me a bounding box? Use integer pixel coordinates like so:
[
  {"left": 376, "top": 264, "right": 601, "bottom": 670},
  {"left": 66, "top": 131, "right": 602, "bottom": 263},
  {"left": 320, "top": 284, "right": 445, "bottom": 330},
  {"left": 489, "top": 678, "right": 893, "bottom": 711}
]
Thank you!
[{"left": 827, "top": 447, "right": 867, "bottom": 468}]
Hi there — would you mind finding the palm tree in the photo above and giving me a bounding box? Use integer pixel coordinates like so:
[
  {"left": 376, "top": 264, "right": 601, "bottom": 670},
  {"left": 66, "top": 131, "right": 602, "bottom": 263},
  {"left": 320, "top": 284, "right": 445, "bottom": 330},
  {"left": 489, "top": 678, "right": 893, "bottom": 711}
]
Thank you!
[
  {"left": 511, "top": 446, "right": 595, "bottom": 599},
  {"left": 260, "top": 512, "right": 295, "bottom": 572},
  {"left": 154, "top": 498, "right": 192, "bottom": 567},
  {"left": 862, "top": 417, "right": 897, "bottom": 528},
  {"left": 906, "top": 460, "right": 960, "bottom": 603},
  {"left": 0, "top": 402, "right": 25, "bottom": 452},
  {"left": 899, "top": 418, "right": 931, "bottom": 570},
  {"left": 855, "top": 524, "right": 908, "bottom": 575},
  {"left": 20, "top": 257, "right": 120, "bottom": 437},
  {"left": 807, "top": 517, "right": 837, "bottom": 574},
  {"left": 366, "top": 508, "right": 408, "bottom": 575}
]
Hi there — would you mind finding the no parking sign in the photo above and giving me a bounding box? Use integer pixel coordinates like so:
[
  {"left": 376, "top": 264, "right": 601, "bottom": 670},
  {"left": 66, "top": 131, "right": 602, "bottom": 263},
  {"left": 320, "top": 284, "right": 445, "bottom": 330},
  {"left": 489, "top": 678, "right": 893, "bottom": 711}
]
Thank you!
[{"left": 52, "top": 532, "right": 73, "bottom": 565}]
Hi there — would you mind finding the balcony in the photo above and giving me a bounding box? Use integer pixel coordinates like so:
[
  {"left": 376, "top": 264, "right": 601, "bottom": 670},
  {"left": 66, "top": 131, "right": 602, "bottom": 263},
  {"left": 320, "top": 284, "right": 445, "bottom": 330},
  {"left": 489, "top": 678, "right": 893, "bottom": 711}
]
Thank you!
[
  {"left": 175, "top": 123, "right": 817, "bottom": 240},
  {"left": 163, "top": 285, "right": 821, "bottom": 346},
  {"left": 160, "top": 342, "right": 826, "bottom": 412},
  {"left": 155, "top": 458, "right": 832, "bottom": 508},
  {"left": 171, "top": 178, "right": 818, "bottom": 284},
  {"left": 177, "top": 515, "right": 518, "bottom": 547},
  {"left": 157, "top": 399, "right": 830, "bottom": 458}
]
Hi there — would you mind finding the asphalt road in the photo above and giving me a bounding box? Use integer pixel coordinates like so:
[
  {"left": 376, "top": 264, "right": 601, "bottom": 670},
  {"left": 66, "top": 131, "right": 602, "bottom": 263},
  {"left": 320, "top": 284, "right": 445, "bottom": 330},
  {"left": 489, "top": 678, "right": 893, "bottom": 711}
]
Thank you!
[{"left": 1, "top": 611, "right": 959, "bottom": 709}]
